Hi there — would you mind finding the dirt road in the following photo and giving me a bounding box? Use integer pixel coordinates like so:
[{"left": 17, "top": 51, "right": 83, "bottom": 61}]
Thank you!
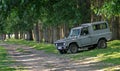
[{"left": 0, "top": 43, "right": 111, "bottom": 71}]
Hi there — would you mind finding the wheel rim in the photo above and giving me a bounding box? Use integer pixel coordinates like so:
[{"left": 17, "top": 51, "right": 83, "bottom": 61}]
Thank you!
[
  {"left": 70, "top": 44, "right": 78, "bottom": 53},
  {"left": 99, "top": 40, "right": 106, "bottom": 48}
]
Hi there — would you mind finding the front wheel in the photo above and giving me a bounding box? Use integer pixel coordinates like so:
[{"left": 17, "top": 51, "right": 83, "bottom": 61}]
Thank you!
[
  {"left": 58, "top": 50, "right": 67, "bottom": 54},
  {"left": 97, "top": 39, "right": 107, "bottom": 48},
  {"left": 68, "top": 44, "right": 78, "bottom": 53}
]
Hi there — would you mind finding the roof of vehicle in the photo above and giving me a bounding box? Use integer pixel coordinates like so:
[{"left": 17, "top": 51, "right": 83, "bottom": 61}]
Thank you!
[
  {"left": 81, "top": 21, "right": 107, "bottom": 26},
  {"left": 72, "top": 21, "right": 107, "bottom": 29},
  {"left": 91, "top": 21, "right": 107, "bottom": 25}
]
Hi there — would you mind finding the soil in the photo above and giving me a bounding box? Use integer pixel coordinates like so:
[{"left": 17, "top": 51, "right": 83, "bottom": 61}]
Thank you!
[{"left": 0, "top": 43, "right": 115, "bottom": 71}]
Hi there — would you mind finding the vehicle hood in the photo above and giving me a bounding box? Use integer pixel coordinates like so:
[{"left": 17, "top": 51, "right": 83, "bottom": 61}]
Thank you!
[
  {"left": 54, "top": 39, "right": 66, "bottom": 43},
  {"left": 54, "top": 37, "right": 77, "bottom": 43}
]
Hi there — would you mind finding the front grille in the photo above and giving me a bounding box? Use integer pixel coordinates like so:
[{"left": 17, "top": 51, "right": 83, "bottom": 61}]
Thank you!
[{"left": 57, "top": 43, "right": 64, "bottom": 46}]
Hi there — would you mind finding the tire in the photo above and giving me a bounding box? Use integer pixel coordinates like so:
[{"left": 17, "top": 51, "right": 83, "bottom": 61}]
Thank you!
[
  {"left": 97, "top": 39, "right": 107, "bottom": 49},
  {"left": 68, "top": 44, "right": 78, "bottom": 53},
  {"left": 59, "top": 50, "right": 67, "bottom": 54}
]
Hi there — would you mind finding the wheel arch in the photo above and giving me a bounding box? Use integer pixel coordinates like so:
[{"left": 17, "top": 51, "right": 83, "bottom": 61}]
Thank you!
[
  {"left": 97, "top": 37, "right": 107, "bottom": 44},
  {"left": 69, "top": 42, "right": 79, "bottom": 47}
]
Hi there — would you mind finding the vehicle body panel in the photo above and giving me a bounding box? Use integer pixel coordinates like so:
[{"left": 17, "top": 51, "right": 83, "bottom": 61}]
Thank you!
[{"left": 54, "top": 21, "right": 112, "bottom": 51}]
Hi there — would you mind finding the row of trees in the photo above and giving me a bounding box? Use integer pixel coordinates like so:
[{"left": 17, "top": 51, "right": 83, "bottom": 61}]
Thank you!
[{"left": 0, "top": 0, "right": 120, "bottom": 43}]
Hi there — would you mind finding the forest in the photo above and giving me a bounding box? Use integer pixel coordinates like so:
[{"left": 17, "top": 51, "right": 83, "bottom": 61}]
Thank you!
[{"left": 0, "top": 0, "right": 120, "bottom": 43}]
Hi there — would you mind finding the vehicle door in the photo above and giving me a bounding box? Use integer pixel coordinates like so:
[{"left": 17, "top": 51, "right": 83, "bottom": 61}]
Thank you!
[{"left": 80, "top": 27, "right": 92, "bottom": 46}]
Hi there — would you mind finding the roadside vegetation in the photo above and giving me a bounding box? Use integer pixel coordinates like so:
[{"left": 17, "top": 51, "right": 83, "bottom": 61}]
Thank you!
[
  {"left": 5, "top": 39, "right": 120, "bottom": 66},
  {"left": 5, "top": 39, "right": 58, "bottom": 54},
  {"left": 0, "top": 46, "right": 15, "bottom": 71}
]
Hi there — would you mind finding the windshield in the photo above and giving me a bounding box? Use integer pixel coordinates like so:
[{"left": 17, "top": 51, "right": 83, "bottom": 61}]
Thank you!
[{"left": 68, "top": 29, "right": 80, "bottom": 38}]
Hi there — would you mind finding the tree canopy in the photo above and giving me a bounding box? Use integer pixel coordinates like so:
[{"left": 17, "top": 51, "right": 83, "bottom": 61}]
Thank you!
[{"left": 0, "top": 0, "right": 120, "bottom": 41}]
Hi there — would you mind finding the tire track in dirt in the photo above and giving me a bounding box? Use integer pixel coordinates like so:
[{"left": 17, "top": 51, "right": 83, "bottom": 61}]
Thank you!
[{"left": 0, "top": 43, "right": 113, "bottom": 71}]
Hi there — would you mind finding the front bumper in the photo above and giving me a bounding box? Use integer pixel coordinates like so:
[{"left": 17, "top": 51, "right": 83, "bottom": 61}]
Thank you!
[
  {"left": 57, "top": 46, "right": 67, "bottom": 50},
  {"left": 54, "top": 42, "right": 68, "bottom": 50}
]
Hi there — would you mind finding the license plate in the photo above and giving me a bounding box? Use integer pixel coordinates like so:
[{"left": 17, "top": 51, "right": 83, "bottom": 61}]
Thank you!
[{"left": 58, "top": 47, "right": 62, "bottom": 49}]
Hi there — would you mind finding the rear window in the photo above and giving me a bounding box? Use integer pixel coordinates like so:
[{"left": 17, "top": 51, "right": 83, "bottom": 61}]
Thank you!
[{"left": 93, "top": 23, "right": 107, "bottom": 31}]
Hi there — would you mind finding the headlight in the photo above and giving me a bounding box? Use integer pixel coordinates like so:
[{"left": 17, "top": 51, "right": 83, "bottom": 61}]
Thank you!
[
  {"left": 55, "top": 44, "right": 57, "bottom": 46},
  {"left": 63, "top": 43, "right": 65, "bottom": 46}
]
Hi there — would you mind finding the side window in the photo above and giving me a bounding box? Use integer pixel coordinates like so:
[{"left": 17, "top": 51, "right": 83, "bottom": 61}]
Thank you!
[
  {"left": 101, "top": 23, "right": 107, "bottom": 29},
  {"left": 81, "top": 27, "right": 89, "bottom": 36},
  {"left": 93, "top": 23, "right": 107, "bottom": 31},
  {"left": 93, "top": 24, "right": 100, "bottom": 30}
]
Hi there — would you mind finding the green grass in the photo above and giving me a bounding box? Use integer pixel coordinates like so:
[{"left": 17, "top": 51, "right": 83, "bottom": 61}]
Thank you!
[
  {"left": 0, "top": 46, "right": 16, "bottom": 71},
  {"left": 5, "top": 39, "right": 58, "bottom": 54},
  {"left": 16, "top": 48, "right": 24, "bottom": 52},
  {"left": 5, "top": 39, "right": 120, "bottom": 70}
]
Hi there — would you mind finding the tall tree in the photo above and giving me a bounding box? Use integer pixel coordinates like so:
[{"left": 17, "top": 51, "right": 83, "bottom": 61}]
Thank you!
[{"left": 95, "top": 0, "right": 120, "bottom": 39}]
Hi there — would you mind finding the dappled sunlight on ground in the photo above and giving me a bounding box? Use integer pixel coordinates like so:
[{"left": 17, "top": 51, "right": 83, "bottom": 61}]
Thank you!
[
  {"left": 96, "top": 52, "right": 120, "bottom": 61},
  {"left": 102, "top": 65, "right": 120, "bottom": 71},
  {"left": 1, "top": 43, "right": 119, "bottom": 71}
]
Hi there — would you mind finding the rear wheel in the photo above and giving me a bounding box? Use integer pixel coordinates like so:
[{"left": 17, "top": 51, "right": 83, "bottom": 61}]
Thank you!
[
  {"left": 68, "top": 44, "right": 78, "bottom": 53},
  {"left": 97, "top": 39, "right": 107, "bottom": 48}
]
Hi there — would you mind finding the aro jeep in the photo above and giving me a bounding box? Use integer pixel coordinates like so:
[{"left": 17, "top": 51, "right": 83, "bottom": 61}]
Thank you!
[{"left": 54, "top": 21, "right": 112, "bottom": 54}]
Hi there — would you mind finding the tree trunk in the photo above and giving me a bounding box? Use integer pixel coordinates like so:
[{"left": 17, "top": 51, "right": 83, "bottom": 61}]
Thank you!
[
  {"left": 29, "top": 30, "right": 33, "bottom": 40},
  {"left": 14, "top": 32, "right": 19, "bottom": 39},
  {"left": 57, "top": 26, "right": 60, "bottom": 40},
  {"left": 47, "top": 27, "right": 50, "bottom": 43},
  {"left": 64, "top": 23, "right": 70, "bottom": 37},
  {"left": 53, "top": 27, "right": 57, "bottom": 42},
  {"left": 39, "top": 23, "right": 43, "bottom": 42},
  {"left": 119, "top": 17, "right": 120, "bottom": 39},
  {"left": 0, "top": 34, "right": 6, "bottom": 41},
  {"left": 33, "top": 23, "right": 40, "bottom": 42},
  {"left": 27, "top": 30, "right": 33, "bottom": 40},
  {"left": 43, "top": 27, "right": 48, "bottom": 43},
  {"left": 59, "top": 25, "right": 64, "bottom": 39},
  {"left": 8, "top": 33, "right": 11, "bottom": 39},
  {"left": 0, "top": 34, "right": 2, "bottom": 40},
  {"left": 20, "top": 32, "right": 23, "bottom": 39},
  {"left": 22, "top": 33, "right": 26, "bottom": 40},
  {"left": 111, "top": 17, "right": 119, "bottom": 39},
  {"left": 48, "top": 27, "right": 52, "bottom": 43}
]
